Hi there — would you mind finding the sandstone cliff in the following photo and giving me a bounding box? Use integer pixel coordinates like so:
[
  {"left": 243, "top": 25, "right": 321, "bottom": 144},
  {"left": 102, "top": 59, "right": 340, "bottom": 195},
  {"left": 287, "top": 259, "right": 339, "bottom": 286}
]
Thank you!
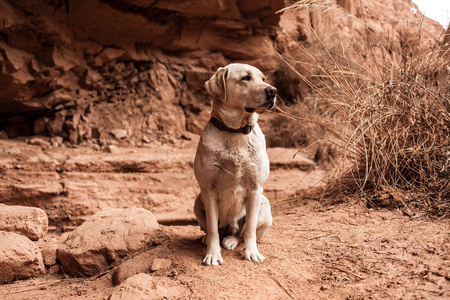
[{"left": 0, "top": 0, "right": 444, "bottom": 145}]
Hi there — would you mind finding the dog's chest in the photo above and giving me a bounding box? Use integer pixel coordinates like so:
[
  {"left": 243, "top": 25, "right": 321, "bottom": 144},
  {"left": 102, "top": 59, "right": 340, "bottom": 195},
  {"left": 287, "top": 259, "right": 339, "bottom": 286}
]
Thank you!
[{"left": 212, "top": 147, "right": 265, "bottom": 188}]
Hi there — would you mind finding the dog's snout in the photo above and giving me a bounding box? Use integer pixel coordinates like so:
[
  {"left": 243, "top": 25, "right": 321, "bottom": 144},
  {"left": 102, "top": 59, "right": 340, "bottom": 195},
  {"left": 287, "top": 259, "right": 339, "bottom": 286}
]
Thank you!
[{"left": 265, "top": 86, "right": 277, "bottom": 97}]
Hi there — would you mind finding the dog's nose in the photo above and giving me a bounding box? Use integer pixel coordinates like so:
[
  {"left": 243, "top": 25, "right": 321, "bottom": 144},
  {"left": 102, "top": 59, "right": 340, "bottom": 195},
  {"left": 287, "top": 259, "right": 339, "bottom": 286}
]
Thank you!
[{"left": 265, "top": 86, "right": 277, "bottom": 97}]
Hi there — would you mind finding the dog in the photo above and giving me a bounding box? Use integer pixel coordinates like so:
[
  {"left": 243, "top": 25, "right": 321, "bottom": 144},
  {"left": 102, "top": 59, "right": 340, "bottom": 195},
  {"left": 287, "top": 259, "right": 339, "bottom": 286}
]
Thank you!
[{"left": 193, "top": 63, "right": 277, "bottom": 266}]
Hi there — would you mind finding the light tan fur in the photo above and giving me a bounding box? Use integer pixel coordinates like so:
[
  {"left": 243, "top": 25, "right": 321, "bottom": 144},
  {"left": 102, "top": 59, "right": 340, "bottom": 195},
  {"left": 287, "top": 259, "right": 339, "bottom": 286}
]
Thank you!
[{"left": 194, "top": 63, "right": 277, "bottom": 266}]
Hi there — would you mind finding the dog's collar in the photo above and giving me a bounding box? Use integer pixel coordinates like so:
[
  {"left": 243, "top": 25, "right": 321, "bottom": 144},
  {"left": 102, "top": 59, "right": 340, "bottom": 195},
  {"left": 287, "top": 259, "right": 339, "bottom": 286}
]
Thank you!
[{"left": 210, "top": 117, "right": 253, "bottom": 135}]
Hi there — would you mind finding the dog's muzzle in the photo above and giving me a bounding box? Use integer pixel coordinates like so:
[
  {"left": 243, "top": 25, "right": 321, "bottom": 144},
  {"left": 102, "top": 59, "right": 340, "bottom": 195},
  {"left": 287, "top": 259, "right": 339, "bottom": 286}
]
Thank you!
[
  {"left": 265, "top": 86, "right": 277, "bottom": 110},
  {"left": 245, "top": 86, "right": 277, "bottom": 113}
]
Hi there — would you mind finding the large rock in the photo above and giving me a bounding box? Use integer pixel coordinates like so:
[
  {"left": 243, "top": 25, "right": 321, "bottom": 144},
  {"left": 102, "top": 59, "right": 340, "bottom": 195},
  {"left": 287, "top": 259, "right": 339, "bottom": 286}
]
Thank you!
[
  {"left": 0, "top": 204, "right": 48, "bottom": 241},
  {"left": 110, "top": 273, "right": 187, "bottom": 300},
  {"left": 0, "top": 231, "right": 45, "bottom": 284},
  {"left": 58, "top": 207, "right": 159, "bottom": 277}
]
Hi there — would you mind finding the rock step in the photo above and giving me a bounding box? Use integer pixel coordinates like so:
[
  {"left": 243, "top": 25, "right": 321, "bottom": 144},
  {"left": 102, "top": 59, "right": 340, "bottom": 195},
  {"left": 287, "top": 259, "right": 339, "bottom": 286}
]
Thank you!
[
  {"left": 267, "top": 147, "right": 316, "bottom": 171},
  {"left": 1, "top": 140, "right": 324, "bottom": 228}
]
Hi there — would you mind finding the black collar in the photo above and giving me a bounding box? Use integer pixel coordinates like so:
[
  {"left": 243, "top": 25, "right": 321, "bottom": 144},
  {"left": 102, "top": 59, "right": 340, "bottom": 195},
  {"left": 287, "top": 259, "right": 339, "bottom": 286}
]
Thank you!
[{"left": 210, "top": 117, "right": 253, "bottom": 135}]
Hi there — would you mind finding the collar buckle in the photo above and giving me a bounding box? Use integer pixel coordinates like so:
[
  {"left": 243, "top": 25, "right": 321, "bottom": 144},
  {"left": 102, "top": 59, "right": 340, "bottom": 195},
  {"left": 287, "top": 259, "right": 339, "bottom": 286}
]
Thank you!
[{"left": 243, "top": 125, "right": 252, "bottom": 134}]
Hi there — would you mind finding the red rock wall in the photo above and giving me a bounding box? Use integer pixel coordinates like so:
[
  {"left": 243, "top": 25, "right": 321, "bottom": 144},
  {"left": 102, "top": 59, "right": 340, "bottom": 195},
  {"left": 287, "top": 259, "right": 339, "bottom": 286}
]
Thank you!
[{"left": 0, "top": 0, "right": 444, "bottom": 144}]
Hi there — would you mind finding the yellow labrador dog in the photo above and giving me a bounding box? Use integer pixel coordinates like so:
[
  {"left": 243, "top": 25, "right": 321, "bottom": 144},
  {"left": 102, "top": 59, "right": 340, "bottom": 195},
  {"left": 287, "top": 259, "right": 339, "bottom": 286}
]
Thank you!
[{"left": 194, "top": 63, "right": 277, "bottom": 266}]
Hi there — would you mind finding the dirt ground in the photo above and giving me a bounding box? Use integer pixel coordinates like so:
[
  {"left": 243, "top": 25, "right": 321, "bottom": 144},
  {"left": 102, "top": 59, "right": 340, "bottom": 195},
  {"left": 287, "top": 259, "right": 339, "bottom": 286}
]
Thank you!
[{"left": 0, "top": 138, "right": 449, "bottom": 299}]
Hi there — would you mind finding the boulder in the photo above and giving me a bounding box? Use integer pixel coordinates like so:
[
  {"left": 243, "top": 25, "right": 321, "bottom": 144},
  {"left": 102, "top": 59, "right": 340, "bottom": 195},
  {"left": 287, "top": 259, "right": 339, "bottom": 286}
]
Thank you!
[
  {"left": 58, "top": 207, "right": 159, "bottom": 277},
  {"left": 110, "top": 273, "right": 187, "bottom": 300},
  {"left": 0, "top": 204, "right": 48, "bottom": 241},
  {"left": 0, "top": 231, "right": 45, "bottom": 284}
]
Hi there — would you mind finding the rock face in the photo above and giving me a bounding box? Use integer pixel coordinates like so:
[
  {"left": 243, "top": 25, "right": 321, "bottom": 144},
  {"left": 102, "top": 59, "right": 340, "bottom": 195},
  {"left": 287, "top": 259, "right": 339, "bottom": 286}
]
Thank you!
[
  {"left": 58, "top": 207, "right": 159, "bottom": 277},
  {"left": 0, "top": 0, "right": 443, "bottom": 145},
  {"left": 0, "top": 204, "right": 48, "bottom": 241},
  {"left": 0, "top": 0, "right": 283, "bottom": 143},
  {"left": 0, "top": 231, "right": 45, "bottom": 284}
]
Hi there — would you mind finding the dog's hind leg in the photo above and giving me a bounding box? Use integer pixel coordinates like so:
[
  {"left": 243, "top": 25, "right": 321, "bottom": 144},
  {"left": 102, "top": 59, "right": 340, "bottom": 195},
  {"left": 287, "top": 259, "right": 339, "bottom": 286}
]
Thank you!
[
  {"left": 194, "top": 193, "right": 206, "bottom": 233},
  {"left": 222, "top": 216, "right": 245, "bottom": 250},
  {"left": 194, "top": 193, "right": 208, "bottom": 246},
  {"left": 222, "top": 235, "right": 242, "bottom": 250}
]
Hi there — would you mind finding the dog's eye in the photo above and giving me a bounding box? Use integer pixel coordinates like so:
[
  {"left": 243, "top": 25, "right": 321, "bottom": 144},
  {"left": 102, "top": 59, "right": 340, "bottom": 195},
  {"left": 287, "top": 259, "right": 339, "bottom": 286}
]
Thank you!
[
  {"left": 262, "top": 77, "right": 266, "bottom": 82},
  {"left": 241, "top": 75, "right": 251, "bottom": 81}
]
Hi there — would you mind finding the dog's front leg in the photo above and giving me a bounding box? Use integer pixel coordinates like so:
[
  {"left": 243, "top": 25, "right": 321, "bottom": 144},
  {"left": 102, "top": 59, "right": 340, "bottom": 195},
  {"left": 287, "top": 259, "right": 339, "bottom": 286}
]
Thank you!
[
  {"left": 202, "top": 191, "right": 223, "bottom": 266},
  {"left": 243, "top": 190, "right": 265, "bottom": 262}
]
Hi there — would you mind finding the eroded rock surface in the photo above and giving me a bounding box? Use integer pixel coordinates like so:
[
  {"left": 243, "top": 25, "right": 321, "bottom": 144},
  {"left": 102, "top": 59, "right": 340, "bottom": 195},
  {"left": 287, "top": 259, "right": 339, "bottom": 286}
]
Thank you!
[{"left": 0, "top": 0, "right": 443, "bottom": 146}]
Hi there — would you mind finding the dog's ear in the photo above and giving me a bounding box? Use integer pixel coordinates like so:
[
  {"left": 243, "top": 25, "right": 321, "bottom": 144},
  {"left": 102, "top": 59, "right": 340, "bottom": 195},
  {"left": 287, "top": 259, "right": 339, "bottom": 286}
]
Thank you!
[{"left": 205, "top": 67, "right": 228, "bottom": 102}]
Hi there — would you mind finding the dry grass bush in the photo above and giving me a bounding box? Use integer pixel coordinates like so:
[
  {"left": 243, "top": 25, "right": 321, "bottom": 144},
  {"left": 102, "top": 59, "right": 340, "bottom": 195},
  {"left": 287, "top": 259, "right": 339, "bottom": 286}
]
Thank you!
[{"left": 275, "top": 0, "right": 450, "bottom": 217}]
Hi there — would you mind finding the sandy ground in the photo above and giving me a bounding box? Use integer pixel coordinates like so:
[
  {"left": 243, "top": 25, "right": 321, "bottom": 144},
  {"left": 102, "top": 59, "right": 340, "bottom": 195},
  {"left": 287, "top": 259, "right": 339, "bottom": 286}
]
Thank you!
[
  {"left": 0, "top": 138, "right": 449, "bottom": 299},
  {"left": 1, "top": 203, "right": 448, "bottom": 299}
]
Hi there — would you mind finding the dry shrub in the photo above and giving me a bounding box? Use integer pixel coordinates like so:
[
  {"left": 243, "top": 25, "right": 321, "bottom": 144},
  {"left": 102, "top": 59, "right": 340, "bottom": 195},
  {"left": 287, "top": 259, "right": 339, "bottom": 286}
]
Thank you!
[{"left": 276, "top": 0, "right": 450, "bottom": 217}]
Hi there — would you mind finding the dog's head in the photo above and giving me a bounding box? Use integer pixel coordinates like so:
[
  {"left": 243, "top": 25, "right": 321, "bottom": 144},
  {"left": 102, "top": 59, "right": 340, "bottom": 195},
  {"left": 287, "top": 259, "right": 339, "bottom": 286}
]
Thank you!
[{"left": 205, "top": 63, "right": 277, "bottom": 114}]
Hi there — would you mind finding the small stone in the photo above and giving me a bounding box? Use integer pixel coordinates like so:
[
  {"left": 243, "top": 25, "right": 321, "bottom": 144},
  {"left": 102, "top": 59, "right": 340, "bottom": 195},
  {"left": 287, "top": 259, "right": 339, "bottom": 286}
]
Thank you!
[
  {"left": 41, "top": 238, "right": 58, "bottom": 266},
  {"left": 47, "top": 264, "right": 60, "bottom": 275},
  {"left": 142, "top": 135, "right": 150, "bottom": 143},
  {"left": 320, "top": 285, "right": 330, "bottom": 291},
  {"left": 0, "top": 130, "right": 8, "bottom": 139},
  {"left": 28, "top": 137, "right": 51, "bottom": 149},
  {"left": 90, "top": 143, "right": 101, "bottom": 151},
  {"left": 50, "top": 136, "right": 63, "bottom": 147},
  {"left": 103, "top": 145, "right": 119, "bottom": 153},
  {"left": 111, "top": 128, "right": 128, "bottom": 140},
  {"left": 151, "top": 258, "right": 172, "bottom": 272}
]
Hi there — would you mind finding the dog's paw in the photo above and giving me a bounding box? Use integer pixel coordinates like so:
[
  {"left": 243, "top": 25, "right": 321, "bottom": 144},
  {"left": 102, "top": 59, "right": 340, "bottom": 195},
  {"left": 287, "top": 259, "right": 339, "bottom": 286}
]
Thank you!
[
  {"left": 244, "top": 248, "right": 265, "bottom": 262},
  {"left": 222, "top": 235, "right": 241, "bottom": 250},
  {"left": 202, "top": 252, "right": 223, "bottom": 266}
]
